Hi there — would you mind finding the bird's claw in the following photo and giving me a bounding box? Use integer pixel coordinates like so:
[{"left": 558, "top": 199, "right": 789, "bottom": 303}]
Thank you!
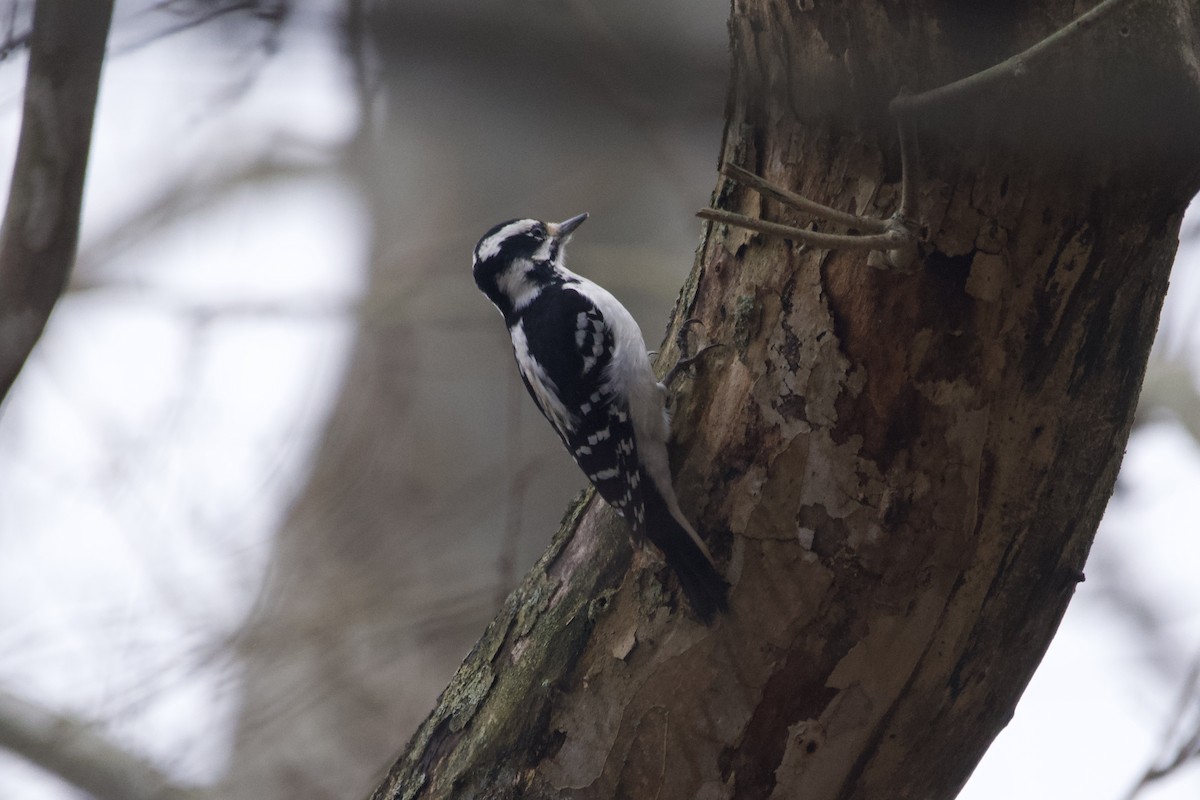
[{"left": 664, "top": 318, "right": 723, "bottom": 387}]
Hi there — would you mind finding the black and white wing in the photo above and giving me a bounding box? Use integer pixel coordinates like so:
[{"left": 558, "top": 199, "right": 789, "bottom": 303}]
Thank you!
[
  {"left": 508, "top": 286, "right": 647, "bottom": 530},
  {"left": 507, "top": 283, "right": 729, "bottom": 622}
]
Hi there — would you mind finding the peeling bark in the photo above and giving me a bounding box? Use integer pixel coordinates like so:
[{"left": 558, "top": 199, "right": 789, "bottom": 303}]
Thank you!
[{"left": 371, "top": 1, "right": 1200, "bottom": 798}]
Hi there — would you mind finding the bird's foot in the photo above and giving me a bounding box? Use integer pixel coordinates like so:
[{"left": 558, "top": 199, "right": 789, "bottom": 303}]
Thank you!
[{"left": 664, "top": 318, "right": 723, "bottom": 387}]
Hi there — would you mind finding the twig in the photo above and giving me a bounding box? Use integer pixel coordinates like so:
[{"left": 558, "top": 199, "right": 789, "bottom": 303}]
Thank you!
[
  {"left": 697, "top": 207, "right": 908, "bottom": 251},
  {"left": 702, "top": 0, "right": 1136, "bottom": 262},
  {"left": 720, "top": 163, "right": 890, "bottom": 233},
  {"left": 0, "top": 686, "right": 201, "bottom": 800},
  {"left": 0, "top": 2, "right": 29, "bottom": 61},
  {"left": 1122, "top": 652, "right": 1200, "bottom": 799},
  {"left": 896, "top": 113, "right": 919, "bottom": 223},
  {"left": 890, "top": 0, "right": 1134, "bottom": 116}
]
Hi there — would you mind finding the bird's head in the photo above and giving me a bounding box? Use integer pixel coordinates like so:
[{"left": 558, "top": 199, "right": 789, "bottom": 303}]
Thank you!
[{"left": 472, "top": 212, "right": 588, "bottom": 319}]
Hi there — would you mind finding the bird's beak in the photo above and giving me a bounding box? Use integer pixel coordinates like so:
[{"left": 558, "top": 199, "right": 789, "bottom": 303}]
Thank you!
[{"left": 551, "top": 212, "right": 588, "bottom": 238}]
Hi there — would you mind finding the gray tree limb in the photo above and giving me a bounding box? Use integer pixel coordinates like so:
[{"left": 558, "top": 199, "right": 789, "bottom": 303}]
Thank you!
[
  {"left": 0, "top": 0, "right": 114, "bottom": 407},
  {"left": 0, "top": 687, "right": 200, "bottom": 800}
]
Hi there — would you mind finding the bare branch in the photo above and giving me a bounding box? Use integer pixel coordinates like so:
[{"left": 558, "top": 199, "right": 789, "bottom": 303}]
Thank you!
[
  {"left": 720, "top": 162, "right": 890, "bottom": 233},
  {"left": 1122, "top": 653, "right": 1200, "bottom": 799},
  {"left": 896, "top": 113, "right": 919, "bottom": 223},
  {"left": 0, "top": 1, "right": 30, "bottom": 60},
  {"left": 703, "top": 120, "right": 921, "bottom": 271},
  {"left": 696, "top": 207, "right": 907, "bottom": 251},
  {"left": 68, "top": 154, "right": 330, "bottom": 283},
  {"left": 114, "top": 1, "right": 289, "bottom": 57},
  {"left": 0, "top": 0, "right": 114, "bottom": 407},
  {"left": 890, "top": 0, "right": 1134, "bottom": 116},
  {"left": 0, "top": 686, "right": 201, "bottom": 800}
]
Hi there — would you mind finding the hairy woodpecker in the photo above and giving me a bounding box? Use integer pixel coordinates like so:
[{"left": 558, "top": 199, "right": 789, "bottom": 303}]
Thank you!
[{"left": 472, "top": 213, "right": 729, "bottom": 623}]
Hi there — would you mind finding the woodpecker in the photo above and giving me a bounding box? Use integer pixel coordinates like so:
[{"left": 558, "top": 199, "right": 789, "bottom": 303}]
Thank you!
[{"left": 472, "top": 213, "right": 729, "bottom": 623}]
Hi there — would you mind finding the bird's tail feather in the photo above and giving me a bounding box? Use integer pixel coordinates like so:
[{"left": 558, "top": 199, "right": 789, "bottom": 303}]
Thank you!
[{"left": 643, "top": 492, "right": 729, "bottom": 624}]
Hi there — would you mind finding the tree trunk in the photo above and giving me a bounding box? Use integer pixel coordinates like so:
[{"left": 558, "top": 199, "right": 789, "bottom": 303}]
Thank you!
[{"left": 372, "top": 1, "right": 1200, "bottom": 798}]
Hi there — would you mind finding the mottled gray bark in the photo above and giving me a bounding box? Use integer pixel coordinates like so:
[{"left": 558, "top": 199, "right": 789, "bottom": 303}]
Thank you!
[
  {"left": 0, "top": 0, "right": 112, "bottom": 406},
  {"left": 372, "top": 1, "right": 1200, "bottom": 798}
]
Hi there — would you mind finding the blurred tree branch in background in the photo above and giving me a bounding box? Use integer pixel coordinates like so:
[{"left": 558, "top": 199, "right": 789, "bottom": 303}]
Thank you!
[
  {"left": 1137, "top": 359, "right": 1200, "bottom": 445},
  {"left": 1125, "top": 653, "right": 1200, "bottom": 799},
  {"left": 0, "top": 687, "right": 201, "bottom": 800},
  {"left": 0, "top": 0, "right": 113, "bottom": 406}
]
